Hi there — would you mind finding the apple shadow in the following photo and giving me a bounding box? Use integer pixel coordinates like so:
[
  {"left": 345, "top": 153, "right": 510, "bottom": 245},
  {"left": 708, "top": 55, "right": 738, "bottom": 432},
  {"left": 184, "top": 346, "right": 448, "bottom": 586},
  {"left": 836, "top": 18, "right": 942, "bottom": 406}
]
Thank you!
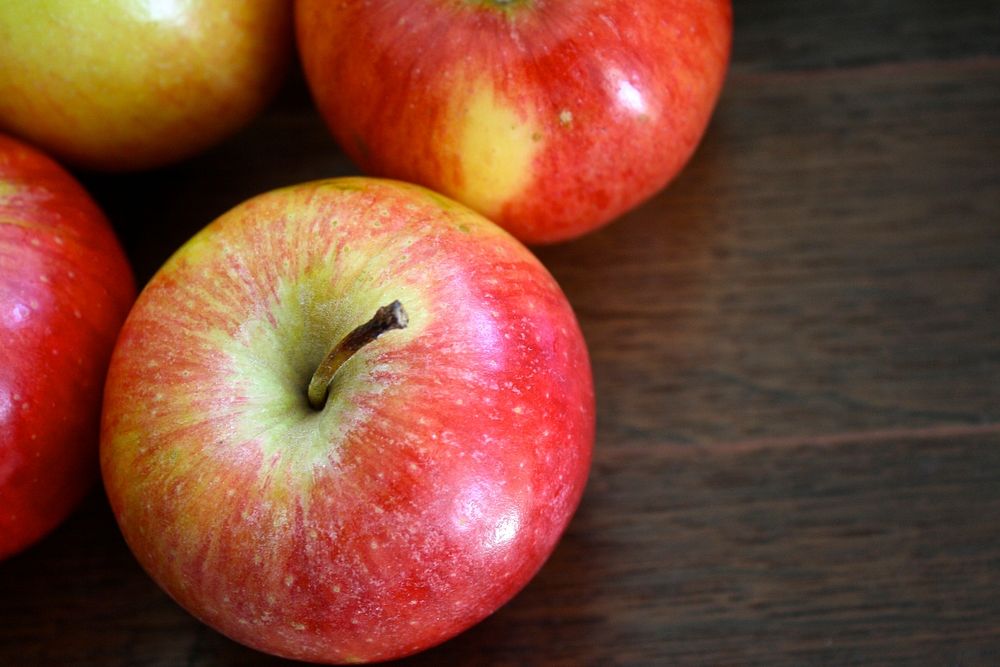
[
  {"left": 0, "top": 488, "right": 210, "bottom": 665},
  {"left": 76, "top": 64, "right": 352, "bottom": 287}
]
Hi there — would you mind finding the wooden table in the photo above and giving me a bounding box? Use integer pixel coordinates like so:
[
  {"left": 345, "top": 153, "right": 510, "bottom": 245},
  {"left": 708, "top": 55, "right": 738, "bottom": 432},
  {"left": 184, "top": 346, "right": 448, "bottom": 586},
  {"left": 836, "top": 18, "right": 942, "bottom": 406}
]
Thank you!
[{"left": 2, "top": 2, "right": 998, "bottom": 664}]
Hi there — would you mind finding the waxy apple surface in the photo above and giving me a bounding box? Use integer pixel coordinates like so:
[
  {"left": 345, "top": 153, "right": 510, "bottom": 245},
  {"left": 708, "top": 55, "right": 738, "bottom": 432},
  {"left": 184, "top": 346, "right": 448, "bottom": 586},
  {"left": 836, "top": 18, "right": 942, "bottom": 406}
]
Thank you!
[
  {"left": 296, "top": 0, "right": 732, "bottom": 244},
  {"left": 0, "top": 134, "right": 134, "bottom": 559},
  {"left": 101, "top": 178, "right": 594, "bottom": 663},
  {"left": 0, "top": 0, "right": 291, "bottom": 171}
]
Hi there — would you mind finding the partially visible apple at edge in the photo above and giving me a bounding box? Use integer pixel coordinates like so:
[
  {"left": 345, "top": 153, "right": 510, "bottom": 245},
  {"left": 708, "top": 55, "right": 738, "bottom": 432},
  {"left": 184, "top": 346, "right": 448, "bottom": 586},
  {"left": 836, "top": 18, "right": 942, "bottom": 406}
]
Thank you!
[
  {"left": 296, "top": 0, "right": 732, "bottom": 244},
  {"left": 0, "top": 133, "right": 135, "bottom": 560},
  {"left": 0, "top": 0, "right": 292, "bottom": 171}
]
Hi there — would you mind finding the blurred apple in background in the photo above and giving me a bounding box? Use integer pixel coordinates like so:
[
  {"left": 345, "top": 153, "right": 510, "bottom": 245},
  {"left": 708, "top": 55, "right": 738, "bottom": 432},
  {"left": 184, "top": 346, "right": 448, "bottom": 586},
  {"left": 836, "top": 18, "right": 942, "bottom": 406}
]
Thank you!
[
  {"left": 0, "top": 133, "right": 134, "bottom": 560},
  {"left": 0, "top": 0, "right": 292, "bottom": 171},
  {"left": 101, "top": 178, "right": 594, "bottom": 662},
  {"left": 296, "top": 0, "right": 732, "bottom": 244}
]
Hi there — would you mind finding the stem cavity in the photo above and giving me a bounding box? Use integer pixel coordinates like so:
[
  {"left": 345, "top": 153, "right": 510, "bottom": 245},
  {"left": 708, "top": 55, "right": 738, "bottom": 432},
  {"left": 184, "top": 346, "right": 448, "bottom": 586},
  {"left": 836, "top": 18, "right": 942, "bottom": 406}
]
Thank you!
[{"left": 307, "top": 300, "right": 408, "bottom": 411}]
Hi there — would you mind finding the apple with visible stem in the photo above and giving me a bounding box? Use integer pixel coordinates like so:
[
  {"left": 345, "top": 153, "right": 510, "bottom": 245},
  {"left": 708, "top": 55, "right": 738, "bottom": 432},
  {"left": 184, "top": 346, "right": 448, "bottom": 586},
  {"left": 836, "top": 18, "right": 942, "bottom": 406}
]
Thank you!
[
  {"left": 100, "top": 177, "right": 594, "bottom": 663},
  {"left": 0, "top": 0, "right": 292, "bottom": 171},
  {"left": 295, "top": 0, "right": 732, "bottom": 244},
  {"left": 0, "top": 133, "right": 134, "bottom": 560}
]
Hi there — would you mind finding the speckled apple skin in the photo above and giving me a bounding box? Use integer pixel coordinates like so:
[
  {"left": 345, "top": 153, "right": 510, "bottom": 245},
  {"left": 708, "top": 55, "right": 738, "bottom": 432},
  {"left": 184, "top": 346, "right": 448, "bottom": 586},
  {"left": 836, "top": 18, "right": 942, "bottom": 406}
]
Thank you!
[
  {"left": 0, "top": 133, "right": 135, "bottom": 559},
  {"left": 100, "top": 178, "right": 594, "bottom": 663},
  {"left": 296, "top": 0, "right": 732, "bottom": 244}
]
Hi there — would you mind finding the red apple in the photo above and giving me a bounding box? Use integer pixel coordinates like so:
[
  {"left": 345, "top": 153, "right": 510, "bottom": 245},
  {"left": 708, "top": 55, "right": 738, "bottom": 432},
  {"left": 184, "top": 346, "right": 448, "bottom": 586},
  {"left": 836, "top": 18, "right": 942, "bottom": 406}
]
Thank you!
[
  {"left": 296, "top": 0, "right": 732, "bottom": 244},
  {"left": 0, "top": 133, "right": 134, "bottom": 559},
  {"left": 101, "top": 177, "right": 594, "bottom": 663},
  {"left": 0, "top": 0, "right": 292, "bottom": 171}
]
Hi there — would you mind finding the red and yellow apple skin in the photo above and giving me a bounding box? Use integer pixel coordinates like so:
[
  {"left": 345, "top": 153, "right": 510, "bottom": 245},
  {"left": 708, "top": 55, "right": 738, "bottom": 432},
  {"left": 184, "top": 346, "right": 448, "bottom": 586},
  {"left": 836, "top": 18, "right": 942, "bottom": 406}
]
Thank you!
[
  {"left": 296, "top": 0, "right": 732, "bottom": 244},
  {"left": 100, "top": 178, "right": 594, "bottom": 663},
  {"left": 0, "top": 134, "right": 135, "bottom": 559},
  {"left": 0, "top": 0, "right": 291, "bottom": 172}
]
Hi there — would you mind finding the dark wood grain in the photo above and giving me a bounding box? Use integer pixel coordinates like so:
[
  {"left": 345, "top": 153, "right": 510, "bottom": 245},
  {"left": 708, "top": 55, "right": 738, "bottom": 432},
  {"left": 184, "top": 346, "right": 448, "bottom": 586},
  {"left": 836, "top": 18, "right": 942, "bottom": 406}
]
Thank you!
[
  {"left": 2, "top": 1, "right": 999, "bottom": 665},
  {"left": 538, "top": 57, "right": 1000, "bottom": 447},
  {"left": 3, "top": 430, "right": 998, "bottom": 666},
  {"left": 731, "top": 0, "right": 1000, "bottom": 71}
]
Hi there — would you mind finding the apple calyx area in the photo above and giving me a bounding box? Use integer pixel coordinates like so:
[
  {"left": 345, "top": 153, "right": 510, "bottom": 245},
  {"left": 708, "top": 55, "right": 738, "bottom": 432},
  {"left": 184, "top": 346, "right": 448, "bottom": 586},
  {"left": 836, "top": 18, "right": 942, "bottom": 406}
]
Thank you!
[{"left": 306, "top": 300, "right": 409, "bottom": 410}]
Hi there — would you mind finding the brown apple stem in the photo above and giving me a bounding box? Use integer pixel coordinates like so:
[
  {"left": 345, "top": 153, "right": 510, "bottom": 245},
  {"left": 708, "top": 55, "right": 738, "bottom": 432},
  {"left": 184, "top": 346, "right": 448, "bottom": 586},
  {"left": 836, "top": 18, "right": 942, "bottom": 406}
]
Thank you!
[{"left": 307, "top": 300, "right": 409, "bottom": 410}]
